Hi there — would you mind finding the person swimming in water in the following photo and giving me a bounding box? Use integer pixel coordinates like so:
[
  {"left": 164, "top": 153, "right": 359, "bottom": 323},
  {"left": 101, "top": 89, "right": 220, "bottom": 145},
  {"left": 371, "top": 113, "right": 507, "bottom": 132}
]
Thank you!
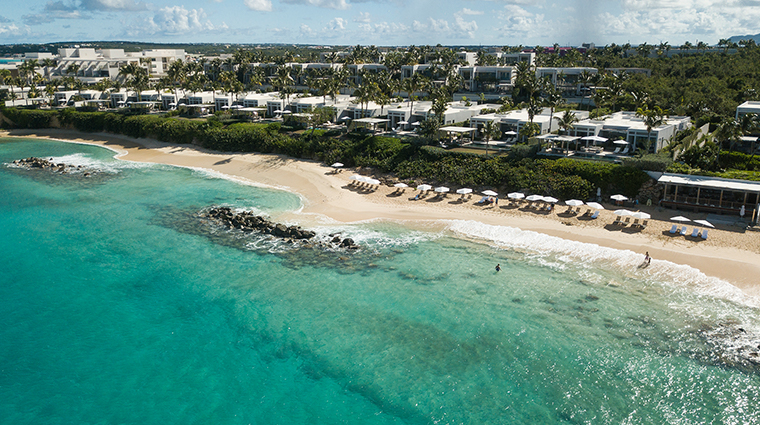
[{"left": 495, "top": 264, "right": 501, "bottom": 272}]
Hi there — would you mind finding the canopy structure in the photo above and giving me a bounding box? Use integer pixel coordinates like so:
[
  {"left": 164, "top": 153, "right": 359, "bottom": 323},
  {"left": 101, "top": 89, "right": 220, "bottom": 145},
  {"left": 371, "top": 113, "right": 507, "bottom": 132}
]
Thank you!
[
  {"left": 507, "top": 192, "right": 525, "bottom": 200},
  {"left": 586, "top": 202, "right": 604, "bottom": 210},
  {"left": 659, "top": 172, "right": 760, "bottom": 218},
  {"left": 439, "top": 126, "right": 477, "bottom": 140},
  {"left": 394, "top": 183, "right": 409, "bottom": 188},
  {"left": 542, "top": 196, "right": 559, "bottom": 204},
  {"left": 353, "top": 117, "right": 389, "bottom": 133},
  {"left": 417, "top": 184, "right": 432, "bottom": 191},
  {"left": 456, "top": 188, "right": 473, "bottom": 195},
  {"left": 525, "top": 194, "right": 543, "bottom": 201},
  {"left": 613, "top": 209, "right": 633, "bottom": 216},
  {"left": 610, "top": 194, "right": 629, "bottom": 201},
  {"left": 482, "top": 190, "right": 498, "bottom": 197},
  {"left": 565, "top": 199, "right": 584, "bottom": 207},
  {"left": 694, "top": 219, "right": 714, "bottom": 228},
  {"left": 434, "top": 187, "right": 450, "bottom": 194}
]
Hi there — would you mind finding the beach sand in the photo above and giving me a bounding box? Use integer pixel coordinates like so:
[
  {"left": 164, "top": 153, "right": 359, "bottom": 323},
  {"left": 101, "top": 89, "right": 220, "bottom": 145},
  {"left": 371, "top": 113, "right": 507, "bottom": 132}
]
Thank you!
[{"left": 4, "top": 129, "right": 760, "bottom": 295}]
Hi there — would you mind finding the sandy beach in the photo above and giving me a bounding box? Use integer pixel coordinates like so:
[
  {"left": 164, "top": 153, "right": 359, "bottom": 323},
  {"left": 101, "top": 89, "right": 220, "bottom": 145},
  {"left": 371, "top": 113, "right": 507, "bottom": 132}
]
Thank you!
[{"left": 4, "top": 129, "right": 760, "bottom": 295}]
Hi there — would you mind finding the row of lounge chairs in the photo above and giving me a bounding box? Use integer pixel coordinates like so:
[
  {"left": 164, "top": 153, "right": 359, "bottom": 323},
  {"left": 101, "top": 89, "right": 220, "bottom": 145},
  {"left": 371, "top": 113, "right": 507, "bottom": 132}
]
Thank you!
[
  {"left": 612, "top": 216, "right": 648, "bottom": 228},
  {"left": 669, "top": 225, "right": 708, "bottom": 239}
]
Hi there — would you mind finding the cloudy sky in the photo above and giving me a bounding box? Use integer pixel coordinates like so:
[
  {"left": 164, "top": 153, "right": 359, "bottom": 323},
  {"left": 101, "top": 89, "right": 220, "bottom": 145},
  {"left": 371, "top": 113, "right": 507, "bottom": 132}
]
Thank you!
[{"left": 0, "top": 0, "right": 757, "bottom": 46}]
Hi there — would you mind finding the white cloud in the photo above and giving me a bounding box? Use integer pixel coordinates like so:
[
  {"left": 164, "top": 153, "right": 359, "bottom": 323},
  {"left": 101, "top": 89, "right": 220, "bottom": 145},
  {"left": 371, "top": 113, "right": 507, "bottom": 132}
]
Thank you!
[
  {"left": 354, "top": 11, "right": 370, "bottom": 23},
  {"left": 244, "top": 0, "right": 272, "bottom": 11},
  {"left": 143, "top": 6, "right": 221, "bottom": 35},
  {"left": 280, "top": 0, "right": 350, "bottom": 9},
  {"left": 459, "top": 8, "right": 484, "bottom": 15},
  {"left": 79, "top": 0, "right": 147, "bottom": 11},
  {"left": 326, "top": 17, "right": 347, "bottom": 30},
  {"left": 300, "top": 23, "right": 316, "bottom": 37},
  {"left": 0, "top": 23, "right": 32, "bottom": 37},
  {"left": 454, "top": 15, "right": 478, "bottom": 38}
]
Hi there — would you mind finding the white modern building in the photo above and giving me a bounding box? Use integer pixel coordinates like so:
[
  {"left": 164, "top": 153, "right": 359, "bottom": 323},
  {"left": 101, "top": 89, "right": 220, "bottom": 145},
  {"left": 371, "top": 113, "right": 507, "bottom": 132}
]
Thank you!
[
  {"left": 571, "top": 111, "right": 692, "bottom": 153},
  {"left": 736, "top": 101, "right": 760, "bottom": 120}
]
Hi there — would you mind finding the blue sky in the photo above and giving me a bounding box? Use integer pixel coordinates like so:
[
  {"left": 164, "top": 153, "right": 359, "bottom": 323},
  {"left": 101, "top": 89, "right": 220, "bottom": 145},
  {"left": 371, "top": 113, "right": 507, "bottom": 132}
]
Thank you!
[{"left": 0, "top": 0, "right": 758, "bottom": 46}]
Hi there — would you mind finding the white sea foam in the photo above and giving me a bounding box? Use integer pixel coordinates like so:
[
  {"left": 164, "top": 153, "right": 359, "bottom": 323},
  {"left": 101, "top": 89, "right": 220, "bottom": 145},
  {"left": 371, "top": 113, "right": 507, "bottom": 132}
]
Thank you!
[
  {"left": 308, "top": 223, "right": 440, "bottom": 250},
  {"left": 446, "top": 219, "right": 760, "bottom": 310},
  {"left": 46, "top": 153, "right": 156, "bottom": 173}
]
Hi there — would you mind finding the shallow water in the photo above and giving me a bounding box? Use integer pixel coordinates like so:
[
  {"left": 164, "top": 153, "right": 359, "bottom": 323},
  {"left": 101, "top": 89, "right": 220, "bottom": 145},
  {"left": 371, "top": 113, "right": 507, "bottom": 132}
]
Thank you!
[{"left": 2, "top": 137, "right": 760, "bottom": 424}]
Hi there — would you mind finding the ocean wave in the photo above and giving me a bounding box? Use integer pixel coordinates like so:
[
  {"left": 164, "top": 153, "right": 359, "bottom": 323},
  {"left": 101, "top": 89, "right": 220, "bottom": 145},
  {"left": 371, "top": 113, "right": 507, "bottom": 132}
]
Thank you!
[
  {"left": 446, "top": 219, "right": 760, "bottom": 309},
  {"left": 47, "top": 152, "right": 157, "bottom": 173}
]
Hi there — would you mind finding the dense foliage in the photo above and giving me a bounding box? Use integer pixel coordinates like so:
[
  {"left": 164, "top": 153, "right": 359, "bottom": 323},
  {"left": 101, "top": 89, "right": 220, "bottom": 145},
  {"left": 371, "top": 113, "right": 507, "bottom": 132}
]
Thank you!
[{"left": 1, "top": 107, "right": 654, "bottom": 199}]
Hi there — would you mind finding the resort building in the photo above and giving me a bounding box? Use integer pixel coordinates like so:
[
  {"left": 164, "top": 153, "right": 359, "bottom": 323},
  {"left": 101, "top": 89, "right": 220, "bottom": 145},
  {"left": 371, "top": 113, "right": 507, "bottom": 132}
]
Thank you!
[
  {"left": 458, "top": 66, "right": 515, "bottom": 94},
  {"left": 570, "top": 111, "right": 692, "bottom": 153},
  {"left": 659, "top": 173, "right": 760, "bottom": 220},
  {"left": 53, "top": 47, "right": 185, "bottom": 83},
  {"left": 469, "top": 108, "right": 574, "bottom": 141},
  {"left": 736, "top": 101, "right": 760, "bottom": 120}
]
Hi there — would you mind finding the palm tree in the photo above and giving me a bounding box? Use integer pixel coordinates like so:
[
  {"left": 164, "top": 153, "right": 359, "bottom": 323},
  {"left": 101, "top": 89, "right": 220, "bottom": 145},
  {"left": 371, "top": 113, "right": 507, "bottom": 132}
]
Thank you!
[
  {"left": 541, "top": 78, "right": 564, "bottom": 133},
  {"left": 481, "top": 120, "right": 501, "bottom": 156},
  {"left": 401, "top": 73, "right": 429, "bottom": 119},
  {"left": 42, "top": 58, "right": 57, "bottom": 81},
  {"left": 635, "top": 106, "right": 667, "bottom": 153},
  {"left": 557, "top": 110, "right": 578, "bottom": 135}
]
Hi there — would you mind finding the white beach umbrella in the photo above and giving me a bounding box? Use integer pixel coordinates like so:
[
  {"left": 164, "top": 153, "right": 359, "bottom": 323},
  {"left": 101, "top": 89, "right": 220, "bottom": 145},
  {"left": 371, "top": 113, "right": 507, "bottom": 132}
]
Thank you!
[
  {"left": 168, "top": 102, "right": 177, "bottom": 106},
  {"left": 670, "top": 215, "right": 691, "bottom": 222},
  {"left": 349, "top": 174, "right": 363, "bottom": 181},
  {"left": 394, "top": 183, "right": 409, "bottom": 188},
  {"left": 613, "top": 140, "right": 629, "bottom": 145},
  {"left": 273, "top": 109, "right": 283, "bottom": 114},
  {"left": 581, "top": 135, "right": 608, "bottom": 143},
  {"left": 412, "top": 122, "right": 421, "bottom": 126},
  {"left": 482, "top": 190, "right": 498, "bottom": 197},
  {"left": 586, "top": 202, "right": 604, "bottom": 210},
  {"left": 365, "top": 178, "right": 381, "bottom": 185},
  {"left": 417, "top": 184, "right": 432, "bottom": 191},
  {"left": 507, "top": 192, "right": 525, "bottom": 200},
  {"left": 613, "top": 209, "right": 633, "bottom": 216},
  {"left": 397, "top": 121, "right": 409, "bottom": 125},
  {"left": 632, "top": 212, "right": 651, "bottom": 219},
  {"left": 694, "top": 219, "right": 715, "bottom": 228},
  {"left": 281, "top": 110, "right": 292, "bottom": 114},
  {"left": 504, "top": 130, "right": 518, "bottom": 136},
  {"left": 542, "top": 196, "right": 559, "bottom": 204},
  {"left": 525, "top": 194, "right": 543, "bottom": 201},
  {"left": 221, "top": 105, "right": 230, "bottom": 109},
  {"left": 435, "top": 186, "right": 450, "bottom": 193},
  {"left": 610, "top": 194, "right": 629, "bottom": 201},
  {"left": 456, "top": 188, "right": 473, "bottom": 195},
  {"left": 565, "top": 199, "right": 584, "bottom": 206},
  {"left": 331, "top": 162, "right": 344, "bottom": 168}
]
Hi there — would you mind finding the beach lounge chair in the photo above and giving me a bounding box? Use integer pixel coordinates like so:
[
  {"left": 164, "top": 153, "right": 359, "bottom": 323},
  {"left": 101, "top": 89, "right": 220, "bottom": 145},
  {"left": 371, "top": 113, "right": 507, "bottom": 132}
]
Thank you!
[
  {"left": 701, "top": 229, "right": 708, "bottom": 239},
  {"left": 622, "top": 217, "right": 631, "bottom": 225},
  {"left": 641, "top": 219, "right": 648, "bottom": 229},
  {"left": 691, "top": 228, "right": 699, "bottom": 238},
  {"left": 590, "top": 211, "right": 599, "bottom": 219},
  {"left": 632, "top": 218, "right": 640, "bottom": 227},
  {"left": 613, "top": 146, "right": 621, "bottom": 154},
  {"left": 620, "top": 147, "right": 629, "bottom": 155},
  {"left": 680, "top": 226, "right": 688, "bottom": 236},
  {"left": 612, "top": 216, "right": 621, "bottom": 225},
  {"left": 669, "top": 224, "right": 678, "bottom": 234}
]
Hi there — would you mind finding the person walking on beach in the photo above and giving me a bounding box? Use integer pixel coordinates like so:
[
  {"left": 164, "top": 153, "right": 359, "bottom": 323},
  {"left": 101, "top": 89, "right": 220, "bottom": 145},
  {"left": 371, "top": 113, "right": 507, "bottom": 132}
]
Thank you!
[
  {"left": 644, "top": 252, "right": 650, "bottom": 264},
  {"left": 495, "top": 264, "right": 501, "bottom": 272}
]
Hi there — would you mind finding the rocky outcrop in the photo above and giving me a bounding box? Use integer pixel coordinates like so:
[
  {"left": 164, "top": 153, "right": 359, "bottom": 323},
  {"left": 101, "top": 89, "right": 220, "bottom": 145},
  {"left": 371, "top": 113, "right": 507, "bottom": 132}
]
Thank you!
[
  {"left": 11, "top": 157, "right": 90, "bottom": 175},
  {"left": 201, "top": 206, "right": 359, "bottom": 249}
]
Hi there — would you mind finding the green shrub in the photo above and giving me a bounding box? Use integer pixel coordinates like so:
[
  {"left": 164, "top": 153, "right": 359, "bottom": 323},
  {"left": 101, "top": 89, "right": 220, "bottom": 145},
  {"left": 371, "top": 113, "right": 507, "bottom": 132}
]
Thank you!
[
  {"left": 621, "top": 153, "right": 673, "bottom": 172},
  {"left": 2, "top": 108, "right": 56, "bottom": 128}
]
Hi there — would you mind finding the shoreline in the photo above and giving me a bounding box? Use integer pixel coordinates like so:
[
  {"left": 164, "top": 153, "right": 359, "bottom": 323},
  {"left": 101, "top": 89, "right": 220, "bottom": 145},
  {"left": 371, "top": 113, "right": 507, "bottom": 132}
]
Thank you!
[{"left": 4, "top": 128, "right": 760, "bottom": 296}]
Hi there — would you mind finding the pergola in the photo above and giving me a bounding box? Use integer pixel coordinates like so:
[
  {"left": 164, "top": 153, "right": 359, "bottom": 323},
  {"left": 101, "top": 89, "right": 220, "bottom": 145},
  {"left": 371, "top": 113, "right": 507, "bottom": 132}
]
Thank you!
[
  {"left": 439, "top": 126, "right": 477, "bottom": 141},
  {"left": 659, "top": 173, "right": 760, "bottom": 220},
  {"left": 352, "top": 117, "right": 389, "bottom": 133}
]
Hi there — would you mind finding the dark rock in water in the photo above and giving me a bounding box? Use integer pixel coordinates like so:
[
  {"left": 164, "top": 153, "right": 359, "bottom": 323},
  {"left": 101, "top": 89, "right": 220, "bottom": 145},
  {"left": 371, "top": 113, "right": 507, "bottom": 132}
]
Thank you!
[
  {"left": 331, "top": 236, "right": 342, "bottom": 244},
  {"left": 340, "top": 238, "right": 355, "bottom": 247}
]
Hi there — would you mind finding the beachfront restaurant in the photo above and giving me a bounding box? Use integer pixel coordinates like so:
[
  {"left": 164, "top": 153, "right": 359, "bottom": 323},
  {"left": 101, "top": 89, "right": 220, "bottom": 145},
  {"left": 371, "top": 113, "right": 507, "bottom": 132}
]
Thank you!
[{"left": 659, "top": 173, "right": 760, "bottom": 221}]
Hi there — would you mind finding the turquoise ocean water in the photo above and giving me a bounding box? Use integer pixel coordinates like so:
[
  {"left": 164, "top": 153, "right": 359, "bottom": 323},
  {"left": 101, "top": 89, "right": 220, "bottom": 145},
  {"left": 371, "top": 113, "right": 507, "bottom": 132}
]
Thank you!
[{"left": 2, "top": 137, "right": 760, "bottom": 424}]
